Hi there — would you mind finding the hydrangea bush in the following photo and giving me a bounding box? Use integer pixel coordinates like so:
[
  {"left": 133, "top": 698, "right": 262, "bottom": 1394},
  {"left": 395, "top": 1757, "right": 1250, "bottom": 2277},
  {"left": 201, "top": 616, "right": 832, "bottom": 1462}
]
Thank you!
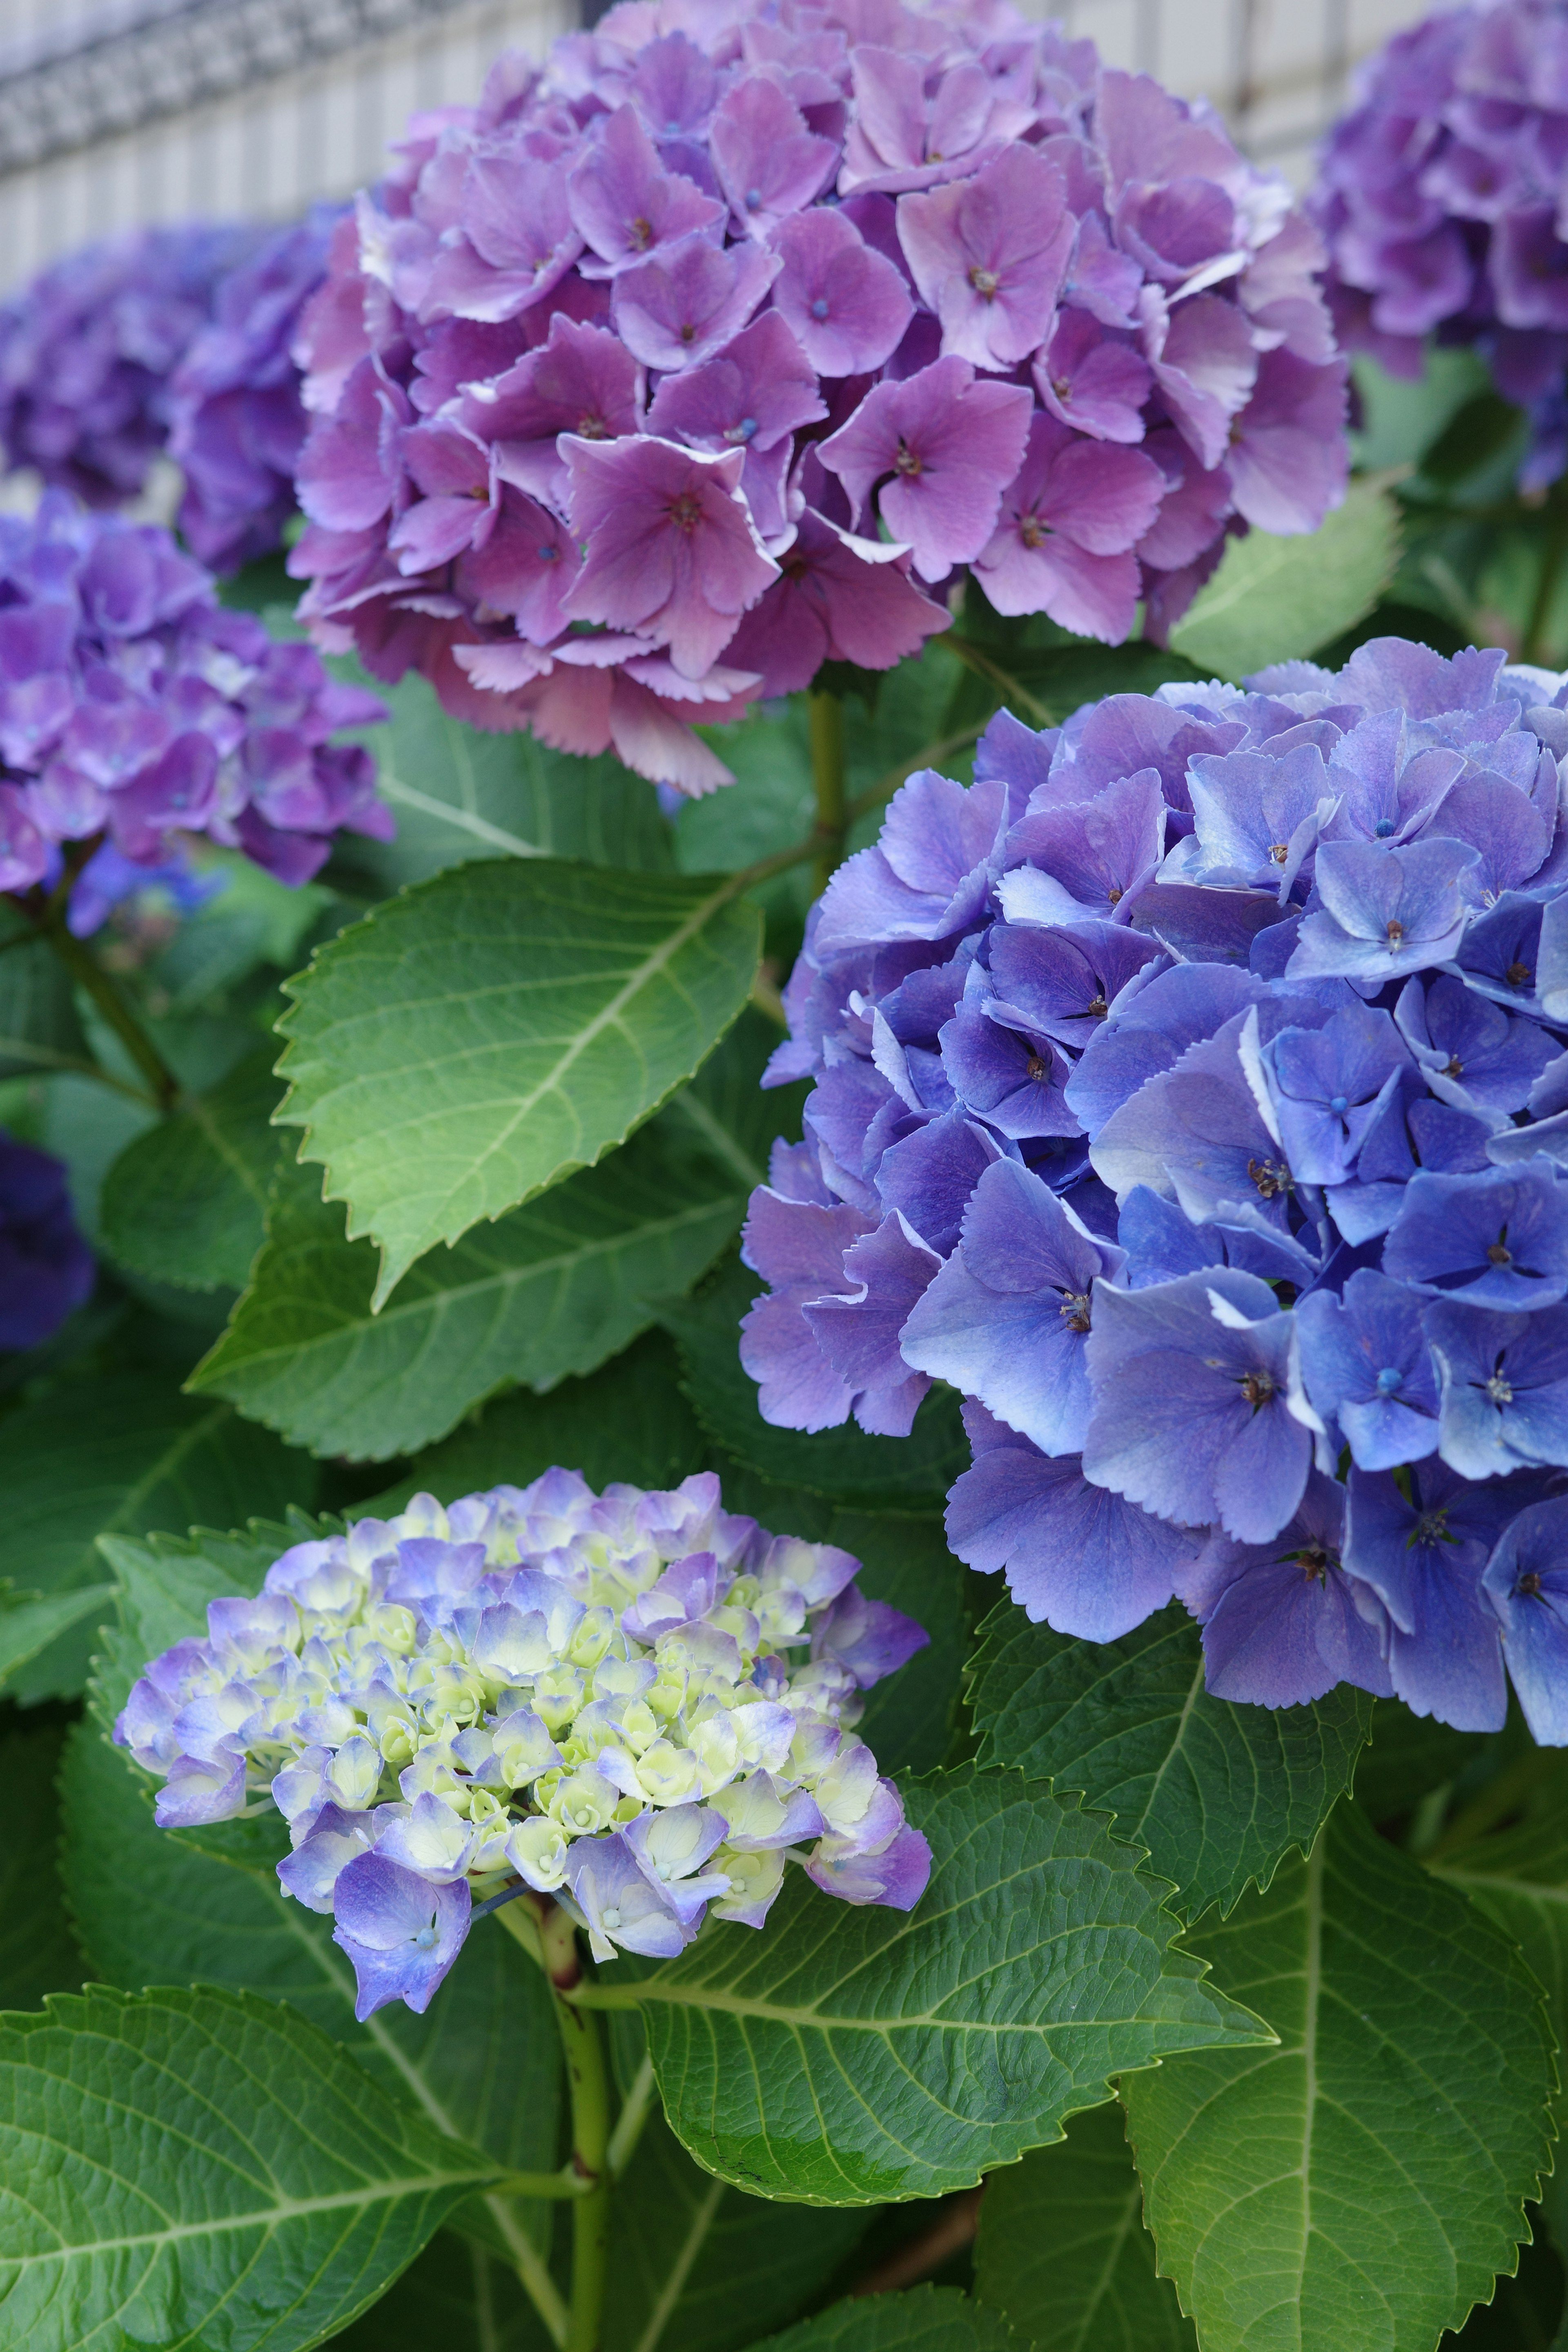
[
  {"left": 4, "top": 17, "right": 1568, "bottom": 2352},
  {"left": 287, "top": 0, "right": 1347, "bottom": 789},
  {"left": 168, "top": 205, "right": 343, "bottom": 572}
]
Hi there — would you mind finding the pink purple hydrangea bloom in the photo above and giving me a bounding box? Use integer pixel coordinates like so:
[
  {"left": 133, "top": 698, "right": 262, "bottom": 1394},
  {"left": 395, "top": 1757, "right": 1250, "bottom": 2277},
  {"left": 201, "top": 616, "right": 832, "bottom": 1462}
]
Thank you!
[
  {"left": 168, "top": 206, "right": 343, "bottom": 573},
  {"left": 0, "top": 1131, "right": 93, "bottom": 1350},
  {"left": 287, "top": 0, "right": 1349, "bottom": 795},
  {"left": 0, "top": 223, "right": 264, "bottom": 509},
  {"left": 1312, "top": 0, "right": 1568, "bottom": 490},
  {"left": 740, "top": 636, "right": 1568, "bottom": 1737},
  {"left": 0, "top": 493, "right": 391, "bottom": 915},
  {"left": 116, "top": 1471, "right": 931, "bottom": 2018}
]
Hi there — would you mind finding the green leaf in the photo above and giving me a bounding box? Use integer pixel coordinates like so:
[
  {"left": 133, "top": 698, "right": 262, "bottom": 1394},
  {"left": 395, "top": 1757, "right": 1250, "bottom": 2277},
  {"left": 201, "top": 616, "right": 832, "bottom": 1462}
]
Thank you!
[
  {"left": 0, "top": 1720, "right": 85, "bottom": 2010},
  {"left": 660, "top": 1256, "right": 970, "bottom": 1515},
  {"left": 955, "top": 638, "right": 1212, "bottom": 726},
  {"left": 276, "top": 857, "right": 763, "bottom": 1302},
  {"left": 100, "top": 1044, "right": 280, "bottom": 1290},
  {"left": 586, "top": 1764, "right": 1268, "bottom": 2205},
  {"left": 191, "top": 1064, "right": 766, "bottom": 1461},
  {"left": 1355, "top": 1697, "right": 1496, "bottom": 1825},
  {"left": 330, "top": 2232, "right": 555, "bottom": 2352},
  {"left": 0, "top": 1984, "right": 502, "bottom": 2352},
  {"left": 1430, "top": 1758, "right": 1568, "bottom": 2073},
  {"left": 965, "top": 1601, "right": 1372, "bottom": 1919},
  {"left": 0, "top": 900, "right": 91, "bottom": 1082},
  {"left": 973, "top": 2102, "right": 1194, "bottom": 2352},
  {"left": 0, "top": 1373, "right": 314, "bottom": 1703},
  {"left": 1122, "top": 1800, "right": 1556, "bottom": 2352},
  {"left": 604, "top": 2111, "right": 869, "bottom": 2352},
  {"left": 365, "top": 1327, "right": 708, "bottom": 1515},
  {"left": 1169, "top": 478, "right": 1403, "bottom": 678},
  {"left": 748, "top": 2286, "right": 1016, "bottom": 2352},
  {"left": 0, "top": 1583, "right": 117, "bottom": 1684},
  {"left": 334, "top": 666, "right": 675, "bottom": 892}
]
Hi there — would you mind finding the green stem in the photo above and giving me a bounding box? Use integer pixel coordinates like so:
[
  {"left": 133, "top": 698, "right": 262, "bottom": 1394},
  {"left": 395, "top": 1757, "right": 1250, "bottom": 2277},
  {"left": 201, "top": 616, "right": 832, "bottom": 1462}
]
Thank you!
[
  {"left": 606, "top": 2052, "right": 657, "bottom": 2181},
  {"left": 45, "top": 916, "right": 178, "bottom": 1109},
  {"left": 808, "top": 688, "right": 847, "bottom": 897},
  {"left": 542, "top": 1901, "right": 612, "bottom": 2352}
]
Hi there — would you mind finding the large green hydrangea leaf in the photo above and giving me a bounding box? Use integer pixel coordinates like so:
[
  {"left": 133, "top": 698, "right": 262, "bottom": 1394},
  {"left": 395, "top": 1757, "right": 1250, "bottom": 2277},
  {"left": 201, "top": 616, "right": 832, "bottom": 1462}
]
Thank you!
[
  {"left": 1122, "top": 1800, "right": 1555, "bottom": 2352},
  {"left": 0, "top": 1984, "right": 503, "bottom": 2352},
  {"left": 585, "top": 1766, "right": 1268, "bottom": 2205},
  {"left": 974, "top": 2102, "right": 1194, "bottom": 2352},
  {"left": 966, "top": 1601, "right": 1372, "bottom": 1920},
  {"left": 275, "top": 858, "right": 762, "bottom": 1303}
]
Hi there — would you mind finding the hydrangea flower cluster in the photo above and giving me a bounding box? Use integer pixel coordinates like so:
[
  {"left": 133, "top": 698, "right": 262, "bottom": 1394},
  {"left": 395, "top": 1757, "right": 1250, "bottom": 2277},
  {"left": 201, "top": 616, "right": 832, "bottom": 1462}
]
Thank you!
[
  {"left": 1311, "top": 0, "right": 1568, "bottom": 490},
  {"left": 0, "top": 223, "right": 263, "bottom": 508},
  {"left": 115, "top": 1470, "right": 931, "bottom": 2019},
  {"left": 0, "top": 1131, "right": 93, "bottom": 1350},
  {"left": 169, "top": 207, "right": 342, "bottom": 573},
  {"left": 741, "top": 635, "right": 1568, "bottom": 1742},
  {"left": 288, "top": 0, "right": 1348, "bottom": 795},
  {"left": 0, "top": 493, "right": 390, "bottom": 907}
]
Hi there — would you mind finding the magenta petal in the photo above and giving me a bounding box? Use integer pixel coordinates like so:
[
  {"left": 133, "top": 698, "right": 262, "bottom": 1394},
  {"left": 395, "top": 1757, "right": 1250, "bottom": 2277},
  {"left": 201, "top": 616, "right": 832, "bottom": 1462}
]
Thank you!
[
  {"left": 896, "top": 145, "right": 1074, "bottom": 372},
  {"left": 611, "top": 232, "right": 778, "bottom": 373},
  {"left": 771, "top": 208, "right": 912, "bottom": 377},
  {"left": 710, "top": 74, "right": 838, "bottom": 237}
]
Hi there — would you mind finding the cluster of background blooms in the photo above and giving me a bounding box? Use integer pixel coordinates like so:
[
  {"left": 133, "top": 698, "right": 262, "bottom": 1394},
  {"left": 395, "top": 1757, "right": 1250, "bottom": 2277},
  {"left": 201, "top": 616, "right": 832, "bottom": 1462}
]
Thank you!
[
  {"left": 0, "top": 493, "right": 390, "bottom": 918},
  {"left": 0, "top": 222, "right": 265, "bottom": 511},
  {"left": 289, "top": 0, "right": 1348, "bottom": 795},
  {"left": 740, "top": 635, "right": 1568, "bottom": 1741},
  {"left": 115, "top": 1470, "right": 932, "bottom": 2018},
  {"left": 168, "top": 206, "right": 344, "bottom": 573},
  {"left": 0, "top": 210, "right": 339, "bottom": 574},
  {"left": 1312, "top": 0, "right": 1568, "bottom": 490}
]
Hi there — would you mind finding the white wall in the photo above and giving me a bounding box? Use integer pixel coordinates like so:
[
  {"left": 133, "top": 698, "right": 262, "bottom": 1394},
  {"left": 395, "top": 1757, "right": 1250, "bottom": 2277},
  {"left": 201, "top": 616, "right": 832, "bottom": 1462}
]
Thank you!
[{"left": 0, "top": 0, "right": 1432, "bottom": 290}]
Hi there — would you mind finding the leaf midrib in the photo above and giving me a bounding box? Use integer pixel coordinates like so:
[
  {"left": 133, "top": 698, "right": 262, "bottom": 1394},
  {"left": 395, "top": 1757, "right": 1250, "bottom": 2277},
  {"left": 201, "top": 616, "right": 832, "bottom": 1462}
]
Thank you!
[
  {"left": 206, "top": 1192, "right": 743, "bottom": 1372},
  {"left": 2, "top": 2167, "right": 501, "bottom": 2268}
]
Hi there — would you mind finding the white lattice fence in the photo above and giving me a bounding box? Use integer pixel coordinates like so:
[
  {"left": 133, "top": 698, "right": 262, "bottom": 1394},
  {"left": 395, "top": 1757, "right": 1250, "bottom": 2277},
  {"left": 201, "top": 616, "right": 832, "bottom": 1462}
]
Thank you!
[{"left": 0, "top": 0, "right": 1432, "bottom": 288}]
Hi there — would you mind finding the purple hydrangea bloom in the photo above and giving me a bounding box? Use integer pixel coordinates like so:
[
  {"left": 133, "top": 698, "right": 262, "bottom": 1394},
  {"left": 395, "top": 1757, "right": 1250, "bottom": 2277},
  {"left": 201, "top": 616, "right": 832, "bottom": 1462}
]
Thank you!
[
  {"left": 740, "top": 635, "right": 1568, "bottom": 1733},
  {"left": 1310, "top": 0, "right": 1568, "bottom": 489},
  {"left": 167, "top": 206, "right": 341, "bottom": 573},
  {"left": 0, "top": 493, "right": 389, "bottom": 908},
  {"left": 0, "top": 1131, "right": 94, "bottom": 1350},
  {"left": 288, "top": 0, "right": 1347, "bottom": 793},
  {"left": 114, "top": 1471, "right": 933, "bottom": 2018},
  {"left": 0, "top": 222, "right": 265, "bottom": 508}
]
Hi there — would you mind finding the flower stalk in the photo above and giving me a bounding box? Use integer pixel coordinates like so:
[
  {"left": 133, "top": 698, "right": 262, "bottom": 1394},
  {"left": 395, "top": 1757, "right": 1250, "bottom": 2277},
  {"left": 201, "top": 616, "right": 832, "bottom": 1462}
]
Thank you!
[{"left": 543, "top": 1902, "right": 613, "bottom": 2352}]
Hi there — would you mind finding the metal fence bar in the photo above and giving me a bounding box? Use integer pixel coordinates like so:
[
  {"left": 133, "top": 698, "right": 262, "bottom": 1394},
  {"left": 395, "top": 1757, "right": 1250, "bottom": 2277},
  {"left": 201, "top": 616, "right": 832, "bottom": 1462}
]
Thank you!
[{"left": 0, "top": 0, "right": 492, "bottom": 176}]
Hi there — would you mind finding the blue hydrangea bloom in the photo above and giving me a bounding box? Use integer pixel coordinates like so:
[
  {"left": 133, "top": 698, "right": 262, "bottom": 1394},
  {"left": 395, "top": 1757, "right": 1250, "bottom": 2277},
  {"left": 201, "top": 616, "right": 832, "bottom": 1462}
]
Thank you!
[
  {"left": 116, "top": 1473, "right": 932, "bottom": 2019},
  {"left": 741, "top": 636, "right": 1568, "bottom": 1730},
  {"left": 0, "top": 1129, "right": 93, "bottom": 1350}
]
